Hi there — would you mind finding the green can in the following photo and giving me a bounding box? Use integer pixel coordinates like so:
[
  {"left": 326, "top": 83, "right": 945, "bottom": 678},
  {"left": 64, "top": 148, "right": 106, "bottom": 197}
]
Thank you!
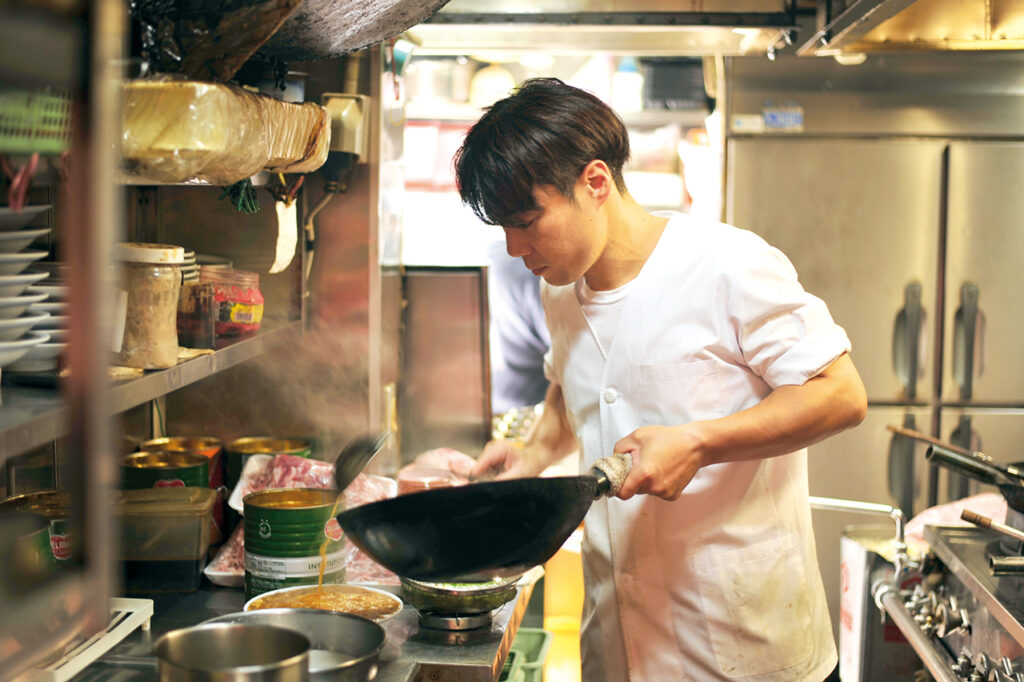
[
  {"left": 243, "top": 488, "right": 346, "bottom": 601},
  {"left": 0, "top": 509, "right": 51, "bottom": 583},
  {"left": 0, "top": 490, "right": 72, "bottom": 568},
  {"left": 120, "top": 452, "right": 209, "bottom": 490},
  {"left": 226, "top": 437, "right": 312, "bottom": 489}
]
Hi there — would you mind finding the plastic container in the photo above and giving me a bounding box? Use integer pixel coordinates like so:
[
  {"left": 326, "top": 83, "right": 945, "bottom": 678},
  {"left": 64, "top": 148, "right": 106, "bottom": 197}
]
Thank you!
[
  {"left": 499, "top": 648, "right": 524, "bottom": 682},
  {"left": 199, "top": 265, "right": 264, "bottom": 338},
  {"left": 115, "top": 487, "right": 216, "bottom": 593},
  {"left": 115, "top": 242, "right": 184, "bottom": 369},
  {"left": 511, "top": 628, "right": 552, "bottom": 682}
]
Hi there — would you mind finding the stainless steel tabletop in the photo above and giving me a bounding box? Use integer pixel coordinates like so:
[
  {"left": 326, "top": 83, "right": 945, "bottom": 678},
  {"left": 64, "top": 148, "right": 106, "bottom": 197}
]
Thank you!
[{"left": 72, "top": 573, "right": 540, "bottom": 682}]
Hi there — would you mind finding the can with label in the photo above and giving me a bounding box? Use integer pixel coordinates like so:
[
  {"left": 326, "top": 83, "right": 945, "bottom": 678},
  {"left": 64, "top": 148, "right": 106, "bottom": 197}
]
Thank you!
[
  {"left": 0, "top": 490, "right": 72, "bottom": 569},
  {"left": 140, "top": 437, "right": 224, "bottom": 488},
  {"left": 120, "top": 452, "right": 209, "bottom": 490},
  {"left": 243, "top": 488, "right": 345, "bottom": 601},
  {"left": 140, "top": 437, "right": 226, "bottom": 542},
  {"left": 226, "top": 437, "right": 312, "bottom": 489}
]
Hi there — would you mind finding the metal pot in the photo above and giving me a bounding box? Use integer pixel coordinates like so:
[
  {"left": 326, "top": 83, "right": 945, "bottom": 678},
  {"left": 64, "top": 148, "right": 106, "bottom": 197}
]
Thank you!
[
  {"left": 204, "top": 609, "right": 384, "bottom": 682},
  {"left": 154, "top": 622, "right": 309, "bottom": 681}
]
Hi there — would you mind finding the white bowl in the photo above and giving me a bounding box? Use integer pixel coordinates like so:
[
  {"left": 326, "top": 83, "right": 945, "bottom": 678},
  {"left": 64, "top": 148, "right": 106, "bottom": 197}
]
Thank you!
[
  {"left": 6, "top": 340, "right": 65, "bottom": 372},
  {"left": 0, "top": 251, "right": 47, "bottom": 276},
  {"left": 243, "top": 584, "right": 403, "bottom": 623},
  {"left": 0, "top": 228, "right": 50, "bottom": 253},
  {"left": 0, "top": 205, "right": 51, "bottom": 232},
  {"left": 0, "top": 331, "right": 50, "bottom": 370},
  {"left": 34, "top": 314, "right": 67, "bottom": 330},
  {"left": 0, "top": 292, "right": 48, "bottom": 320},
  {"left": 28, "top": 300, "right": 66, "bottom": 316},
  {"left": 39, "top": 327, "right": 67, "bottom": 343},
  {"left": 26, "top": 283, "right": 68, "bottom": 301},
  {"left": 0, "top": 311, "right": 50, "bottom": 342},
  {"left": 0, "top": 271, "right": 48, "bottom": 298}
]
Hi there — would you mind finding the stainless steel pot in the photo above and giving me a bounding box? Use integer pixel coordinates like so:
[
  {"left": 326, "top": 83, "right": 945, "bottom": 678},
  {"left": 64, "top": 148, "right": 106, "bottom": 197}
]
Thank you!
[
  {"left": 203, "top": 609, "right": 385, "bottom": 682},
  {"left": 154, "top": 622, "right": 309, "bottom": 682}
]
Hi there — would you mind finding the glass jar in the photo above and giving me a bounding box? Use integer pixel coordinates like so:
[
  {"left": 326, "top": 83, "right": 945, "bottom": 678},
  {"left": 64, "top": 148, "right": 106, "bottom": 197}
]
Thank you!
[
  {"left": 199, "top": 266, "right": 264, "bottom": 337},
  {"left": 116, "top": 242, "right": 184, "bottom": 369}
]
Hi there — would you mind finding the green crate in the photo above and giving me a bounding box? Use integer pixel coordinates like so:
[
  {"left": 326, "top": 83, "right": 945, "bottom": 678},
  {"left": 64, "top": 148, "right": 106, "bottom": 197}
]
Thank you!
[
  {"left": 0, "top": 90, "right": 71, "bottom": 155},
  {"left": 511, "top": 628, "right": 552, "bottom": 682},
  {"left": 499, "top": 648, "right": 524, "bottom": 682}
]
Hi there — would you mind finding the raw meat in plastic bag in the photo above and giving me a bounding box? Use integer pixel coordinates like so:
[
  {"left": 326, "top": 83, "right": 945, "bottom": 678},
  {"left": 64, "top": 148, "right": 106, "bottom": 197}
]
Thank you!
[{"left": 412, "top": 447, "right": 477, "bottom": 479}]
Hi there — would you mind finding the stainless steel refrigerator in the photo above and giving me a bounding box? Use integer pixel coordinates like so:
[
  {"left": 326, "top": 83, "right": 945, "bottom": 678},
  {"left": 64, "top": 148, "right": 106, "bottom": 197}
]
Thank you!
[{"left": 724, "top": 52, "right": 1024, "bottom": 648}]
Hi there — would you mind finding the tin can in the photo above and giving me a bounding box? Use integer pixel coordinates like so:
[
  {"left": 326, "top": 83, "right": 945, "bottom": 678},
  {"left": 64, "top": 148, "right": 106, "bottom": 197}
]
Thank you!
[
  {"left": 140, "top": 437, "right": 224, "bottom": 487},
  {"left": 120, "top": 452, "right": 209, "bottom": 490},
  {"left": 140, "top": 437, "right": 226, "bottom": 544},
  {"left": 226, "top": 437, "right": 312, "bottom": 489},
  {"left": 243, "top": 488, "right": 345, "bottom": 601},
  {"left": 0, "top": 491, "right": 71, "bottom": 570},
  {"left": 0, "top": 510, "right": 51, "bottom": 580}
]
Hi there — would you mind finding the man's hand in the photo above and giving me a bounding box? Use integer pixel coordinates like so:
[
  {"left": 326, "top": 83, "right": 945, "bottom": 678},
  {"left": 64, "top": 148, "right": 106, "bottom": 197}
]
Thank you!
[
  {"left": 614, "top": 425, "right": 704, "bottom": 501},
  {"left": 471, "top": 440, "right": 548, "bottom": 481}
]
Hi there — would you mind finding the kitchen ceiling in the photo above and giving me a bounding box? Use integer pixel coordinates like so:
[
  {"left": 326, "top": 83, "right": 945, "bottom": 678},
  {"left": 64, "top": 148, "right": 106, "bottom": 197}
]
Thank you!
[
  {"left": 800, "top": 0, "right": 1024, "bottom": 56},
  {"left": 406, "top": 0, "right": 800, "bottom": 56}
]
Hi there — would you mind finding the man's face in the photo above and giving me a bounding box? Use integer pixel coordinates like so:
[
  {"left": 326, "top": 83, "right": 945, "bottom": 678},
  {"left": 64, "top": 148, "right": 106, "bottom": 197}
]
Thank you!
[{"left": 501, "top": 183, "right": 605, "bottom": 287}]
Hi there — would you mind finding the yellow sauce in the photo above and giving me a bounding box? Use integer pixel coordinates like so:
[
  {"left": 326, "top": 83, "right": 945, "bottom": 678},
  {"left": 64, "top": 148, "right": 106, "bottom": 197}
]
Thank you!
[
  {"left": 319, "top": 494, "right": 344, "bottom": 590},
  {"left": 248, "top": 585, "right": 401, "bottom": 621}
]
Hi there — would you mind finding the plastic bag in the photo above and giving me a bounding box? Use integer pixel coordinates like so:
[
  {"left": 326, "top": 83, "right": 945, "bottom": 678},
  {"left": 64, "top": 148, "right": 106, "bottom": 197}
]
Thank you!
[{"left": 121, "top": 77, "right": 330, "bottom": 185}]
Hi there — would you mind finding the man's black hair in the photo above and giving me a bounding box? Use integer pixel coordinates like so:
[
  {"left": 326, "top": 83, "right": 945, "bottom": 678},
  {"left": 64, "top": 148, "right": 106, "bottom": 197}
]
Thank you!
[{"left": 454, "top": 77, "right": 630, "bottom": 227}]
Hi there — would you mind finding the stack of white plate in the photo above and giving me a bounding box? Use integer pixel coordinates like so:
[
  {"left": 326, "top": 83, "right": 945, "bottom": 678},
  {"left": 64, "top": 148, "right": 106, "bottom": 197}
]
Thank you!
[
  {"left": 195, "top": 253, "right": 233, "bottom": 270},
  {"left": 0, "top": 206, "right": 54, "bottom": 378},
  {"left": 12, "top": 267, "right": 69, "bottom": 373},
  {"left": 182, "top": 250, "right": 199, "bottom": 283}
]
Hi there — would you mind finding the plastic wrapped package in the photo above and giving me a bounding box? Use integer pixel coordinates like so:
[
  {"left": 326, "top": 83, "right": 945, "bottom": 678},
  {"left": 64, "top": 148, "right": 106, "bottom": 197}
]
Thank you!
[
  {"left": 121, "top": 78, "right": 331, "bottom": 184},
  {"left": 228, "top": 453, "right": 334, "bottom": 512}
]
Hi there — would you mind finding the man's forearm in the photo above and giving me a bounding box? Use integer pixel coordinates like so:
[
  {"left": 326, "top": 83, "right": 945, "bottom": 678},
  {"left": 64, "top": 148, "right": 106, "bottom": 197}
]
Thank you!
[
  {"left": 523, "top": 382, "right": 578, "bottom": 470},
  {"left": 695, "top": 352, "right": 868, "bottom": 467}
]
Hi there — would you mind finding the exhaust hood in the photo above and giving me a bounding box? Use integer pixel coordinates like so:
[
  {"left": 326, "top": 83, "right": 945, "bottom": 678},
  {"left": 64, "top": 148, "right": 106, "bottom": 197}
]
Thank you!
[
  {"left": 406, "top": 0, "right": 799, "bottom": 57},
  {"left": 799, "top": 0, "right": 1024, "bottom": 56}
]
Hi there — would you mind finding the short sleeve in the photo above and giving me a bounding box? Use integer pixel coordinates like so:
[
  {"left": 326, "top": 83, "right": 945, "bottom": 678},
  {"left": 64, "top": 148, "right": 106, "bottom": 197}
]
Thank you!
[{"left": 723, "top": 238, "right": 851, "bottom": 388}]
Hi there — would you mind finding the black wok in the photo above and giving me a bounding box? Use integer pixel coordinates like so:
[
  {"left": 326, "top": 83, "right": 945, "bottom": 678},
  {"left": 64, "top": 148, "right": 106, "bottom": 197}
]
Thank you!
[{"left": 337, "top": 453, "right": 630, "bottom": 582}]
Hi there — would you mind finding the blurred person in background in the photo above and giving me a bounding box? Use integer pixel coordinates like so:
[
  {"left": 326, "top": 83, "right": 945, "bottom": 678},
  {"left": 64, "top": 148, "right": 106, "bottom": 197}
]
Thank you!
[{"left": 456, "top": 78, "right": 866, "bottom": 682}]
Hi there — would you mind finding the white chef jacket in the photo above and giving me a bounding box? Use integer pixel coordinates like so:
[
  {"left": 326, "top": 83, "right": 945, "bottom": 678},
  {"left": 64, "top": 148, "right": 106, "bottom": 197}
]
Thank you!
[{"left": 541, "top": 213, "right": 849, "bottom": 681}]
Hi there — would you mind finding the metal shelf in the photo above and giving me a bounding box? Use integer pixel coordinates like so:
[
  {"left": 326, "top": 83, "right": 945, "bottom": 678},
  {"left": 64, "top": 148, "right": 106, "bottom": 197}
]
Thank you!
[
  {"left": 0, "top": 322, "right": 302, "bottom": 458},
  {"left": 406, "top": 101, "right": 708, "bottom": 127}
]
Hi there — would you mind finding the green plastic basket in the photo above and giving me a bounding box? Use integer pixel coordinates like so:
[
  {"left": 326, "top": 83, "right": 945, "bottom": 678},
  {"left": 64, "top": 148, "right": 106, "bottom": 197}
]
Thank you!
[
  {"left": 511, "top": 628, "right": 552, "bottom": 682},
  {"left": 499, "top": 648, "right": 524, "bottom": 682},
  {"left": 0, "top": 90, "right": 71, "bottom": 155}
]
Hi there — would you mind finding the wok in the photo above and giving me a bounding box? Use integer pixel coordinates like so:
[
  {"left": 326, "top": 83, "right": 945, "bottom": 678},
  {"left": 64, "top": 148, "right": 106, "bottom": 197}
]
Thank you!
[{"left": 337, "top": 453, "right": 631, "bottom": 582}]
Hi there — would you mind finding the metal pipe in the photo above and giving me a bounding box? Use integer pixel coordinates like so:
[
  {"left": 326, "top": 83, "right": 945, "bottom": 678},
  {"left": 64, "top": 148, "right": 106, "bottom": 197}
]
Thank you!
[
  {"left": 873, "top": 582, "right": 961, "bottom": 682},
  {"left": 809, "top": 496, "right": 911, "bottom": 575}
]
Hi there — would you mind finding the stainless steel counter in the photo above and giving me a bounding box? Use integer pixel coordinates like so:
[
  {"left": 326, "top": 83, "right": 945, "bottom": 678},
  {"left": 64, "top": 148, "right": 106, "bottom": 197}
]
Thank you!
[{"left": 73, "top": 575, "right": 540, "bottom": 682}]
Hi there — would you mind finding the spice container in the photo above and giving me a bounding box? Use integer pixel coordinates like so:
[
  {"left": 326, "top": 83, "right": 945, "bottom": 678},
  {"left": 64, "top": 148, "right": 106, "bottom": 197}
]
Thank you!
[
  {"left": 199, "top": 265, "right": 264, "bottom": 338},
  {"left": 116, "top": 242, "right": 184, "bottom": 369}
]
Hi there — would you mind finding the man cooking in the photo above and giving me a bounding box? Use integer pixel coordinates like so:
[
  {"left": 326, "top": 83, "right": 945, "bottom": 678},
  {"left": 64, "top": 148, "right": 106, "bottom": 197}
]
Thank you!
[{"left": 458, "top": 78, "right": 867, "bottom": 681}]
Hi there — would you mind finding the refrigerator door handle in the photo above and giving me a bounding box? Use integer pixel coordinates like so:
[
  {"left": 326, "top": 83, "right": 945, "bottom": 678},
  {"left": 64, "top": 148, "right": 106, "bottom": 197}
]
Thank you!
[
  {"left": 888, "top": 413, "right": 917, "bottom": 518},
  {"left": 952, "top": 282, "right": 983, "bottom": 400},
  {"left": 892, "top": 281, "right": 924, "bottom": 400}
]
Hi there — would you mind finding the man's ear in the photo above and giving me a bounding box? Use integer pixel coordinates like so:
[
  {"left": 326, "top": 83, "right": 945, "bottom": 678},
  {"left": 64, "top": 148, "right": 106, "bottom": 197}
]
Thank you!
[{"left": 579, "top": 160, "right": 614, "bottom": 204}]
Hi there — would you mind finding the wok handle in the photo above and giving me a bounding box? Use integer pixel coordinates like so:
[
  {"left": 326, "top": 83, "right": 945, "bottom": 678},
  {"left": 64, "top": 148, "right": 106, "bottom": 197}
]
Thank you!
[
  {"left": 591, "top": 452, "right": 633, "bottom": 498},
  {"left": 926, "top": 443, "right": 1003, "bottom": 486}
]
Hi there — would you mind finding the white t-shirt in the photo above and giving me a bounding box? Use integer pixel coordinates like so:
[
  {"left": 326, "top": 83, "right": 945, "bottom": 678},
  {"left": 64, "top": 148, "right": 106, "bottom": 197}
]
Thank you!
[{"left": 575, "top": 278, "right": 632, "bottom": 358}]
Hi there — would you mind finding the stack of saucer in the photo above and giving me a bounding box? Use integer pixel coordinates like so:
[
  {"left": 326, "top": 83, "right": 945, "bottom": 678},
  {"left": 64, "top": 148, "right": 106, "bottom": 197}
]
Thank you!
[
  {"left": 182, "top": 250, "right": 199, "bottom": 283},
  {"left": 9, "top": 266, "right": 67, "bottom": 373},
  {"left": 0, "top": 206, "right": 53, "bottom": 379}
]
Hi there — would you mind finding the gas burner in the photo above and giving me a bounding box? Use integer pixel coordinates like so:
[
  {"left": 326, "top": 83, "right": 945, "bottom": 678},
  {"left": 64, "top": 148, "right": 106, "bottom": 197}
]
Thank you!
[{"left": 417, "top": 609, "right": 493, "bottom": 631}]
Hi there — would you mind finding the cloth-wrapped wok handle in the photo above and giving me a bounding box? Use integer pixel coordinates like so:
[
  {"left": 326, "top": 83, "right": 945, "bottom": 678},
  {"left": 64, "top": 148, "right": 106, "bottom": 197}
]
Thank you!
[{"left": 591, "top": 452, "right": 633, "bottom": 499}]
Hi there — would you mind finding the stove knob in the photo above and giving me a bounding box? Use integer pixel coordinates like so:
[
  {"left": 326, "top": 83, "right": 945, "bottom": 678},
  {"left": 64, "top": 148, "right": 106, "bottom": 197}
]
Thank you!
[
  {"left": 954, "top": 650, "right": 975, "bottom": 677},
  {"left": 937, "top": 603, "right": 969, "bottom": 638}
]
